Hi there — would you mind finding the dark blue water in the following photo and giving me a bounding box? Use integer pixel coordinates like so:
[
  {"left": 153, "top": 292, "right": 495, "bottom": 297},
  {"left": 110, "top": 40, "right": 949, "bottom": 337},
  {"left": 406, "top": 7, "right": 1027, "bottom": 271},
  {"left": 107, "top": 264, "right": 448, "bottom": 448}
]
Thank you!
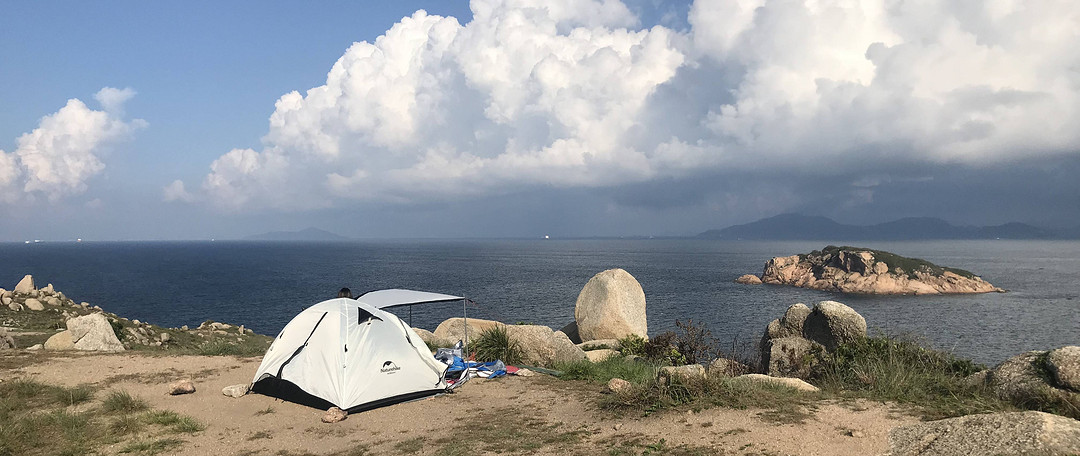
[{"left": 1, "top": 239, "right": 1077, "bottom": 365}]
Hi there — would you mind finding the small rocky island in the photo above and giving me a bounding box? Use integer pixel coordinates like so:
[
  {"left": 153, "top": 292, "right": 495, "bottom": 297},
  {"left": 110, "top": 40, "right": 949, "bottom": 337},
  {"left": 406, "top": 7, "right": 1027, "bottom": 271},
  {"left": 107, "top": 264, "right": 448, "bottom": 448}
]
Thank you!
[{"left": 736, "top": 245, "right": 1005, "bottom": 294}]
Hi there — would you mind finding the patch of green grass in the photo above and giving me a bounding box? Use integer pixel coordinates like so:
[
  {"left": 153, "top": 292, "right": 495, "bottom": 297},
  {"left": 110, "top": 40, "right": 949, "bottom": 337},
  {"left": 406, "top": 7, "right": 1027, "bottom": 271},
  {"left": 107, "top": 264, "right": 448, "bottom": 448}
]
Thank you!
[
  {"left": 393, "top": 437, "right": 425, "bottom": 454},
  {"left": 108, "top": 414, "right": 147, "bottom": 437},
  {"left": 554, "top": 355, "right": 658, "bottom": 385},
  {"left": 600, "top": 373, "right": 817, "bottom": 423},
  {"left": 195, "top": 337, "right": 271, "bottom": 356},
  {"left": 119, "top": 438, "right": 185, "bottom": 455},
  {"left": 618, "top": 334, "right": 647, "bottom": 357},
  {"left": 810, "top": 335, "right": 1013, "bottom": 419},
  {"left": 102, "top": 390, "right": 149, "bottom": 414},
  {"left": 472, "top": 325, "right": 524, "bottom": 365},
  {"left": 142, "top": 410, "right": 204, "bottom": 433}
]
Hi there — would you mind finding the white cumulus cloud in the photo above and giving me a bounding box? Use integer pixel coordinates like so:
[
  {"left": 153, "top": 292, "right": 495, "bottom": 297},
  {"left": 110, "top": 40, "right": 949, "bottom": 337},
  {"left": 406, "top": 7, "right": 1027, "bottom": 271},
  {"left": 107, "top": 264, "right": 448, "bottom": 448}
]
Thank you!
[
  {"left": 2, "top": 87, "right": 145, "bottom": 203},
  {"left": 186, "top": 0, "right": 1080, "bottom": 211}
]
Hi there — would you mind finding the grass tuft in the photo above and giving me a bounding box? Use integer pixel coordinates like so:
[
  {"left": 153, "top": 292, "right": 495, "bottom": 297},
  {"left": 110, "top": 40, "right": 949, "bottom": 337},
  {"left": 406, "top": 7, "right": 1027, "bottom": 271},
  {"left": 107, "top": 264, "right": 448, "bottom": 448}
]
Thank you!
[
  {"left": 472, "top": 325, "right": 524, "bottom": 365},
  {"left": 102, "top": 390, "right": 149, "bottom": 414},
  {"left": 143, "top": 410, "right": 205, "bottom": 433}
]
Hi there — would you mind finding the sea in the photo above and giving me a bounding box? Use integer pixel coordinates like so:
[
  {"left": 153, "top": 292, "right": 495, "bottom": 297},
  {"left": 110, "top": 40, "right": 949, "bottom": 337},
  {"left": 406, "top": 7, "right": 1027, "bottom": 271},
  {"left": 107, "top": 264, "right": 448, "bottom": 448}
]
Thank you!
[{"left": 1, "top": 239, "right": 1078, "bottom": 366}]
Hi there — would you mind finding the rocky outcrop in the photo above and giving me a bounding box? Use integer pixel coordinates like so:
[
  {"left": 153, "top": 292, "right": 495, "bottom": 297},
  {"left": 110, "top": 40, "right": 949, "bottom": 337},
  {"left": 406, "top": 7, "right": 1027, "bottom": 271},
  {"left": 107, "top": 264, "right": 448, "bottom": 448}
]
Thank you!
[
  {"left": 758, "top": 301, "right": 866, "bottom": 378},
  {"left": 433, "top": 318, "right": 501, "bottom": 345},
  {"left": 888, "top": 411, "right": 1080, "bottom": 456},
  {"left": 976, "top": 348, "right": 1080, "bottom": 407},
  {"left": 504, "top": 324, "right": 587, "bottom": 366},
  {"left": 754, "top": 246, "right": 1003, "bottom": 294},
  {"left": 574, "top": 268, "right": 647, "bottom": 342},
  {"left": 735, "top": 274, "right": 762, "bottom": 285},
  {"left": 14, "top": 275, "right": 35, "bottom": 294},
  {"left": 762, "top": 336, "right": 820, "bottom": 378},
  {"left": 707, "top": 358, "right": 751, "bottom": 378},
  {"left": 1048, "top": 346, "right": 1080, "bottom": 392},
  {"left": 44, "top": 331, "right": 74, "bottom": 350},
  {"left": 802, "top": 300, "right": 867, "bottom": 351},
  {"left": 46, "top": 313, "right": 125, "bottom": 352},
  {"left": 411, "top": 327, "right": 437, "bottom": 346},
  {"left": 24, "top": 298, "right": 44, "bottom": 311},
  {"left": 0, "top": 327, "right": 15, "bottom": 349}
]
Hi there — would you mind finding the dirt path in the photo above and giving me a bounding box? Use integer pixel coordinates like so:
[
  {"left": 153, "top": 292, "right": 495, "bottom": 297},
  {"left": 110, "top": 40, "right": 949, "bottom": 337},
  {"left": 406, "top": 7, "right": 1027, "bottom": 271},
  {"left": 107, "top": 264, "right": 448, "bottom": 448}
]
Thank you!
[{"left": 6, "top": 352, "right": 919, "bottom": 455}]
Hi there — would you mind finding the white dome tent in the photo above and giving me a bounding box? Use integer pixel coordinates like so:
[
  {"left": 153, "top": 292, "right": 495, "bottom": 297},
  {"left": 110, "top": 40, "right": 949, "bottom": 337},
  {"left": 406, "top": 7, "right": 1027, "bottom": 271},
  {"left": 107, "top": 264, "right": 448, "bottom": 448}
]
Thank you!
[{"left": 251, "top": 289, "right": 465, "bottom": 412}]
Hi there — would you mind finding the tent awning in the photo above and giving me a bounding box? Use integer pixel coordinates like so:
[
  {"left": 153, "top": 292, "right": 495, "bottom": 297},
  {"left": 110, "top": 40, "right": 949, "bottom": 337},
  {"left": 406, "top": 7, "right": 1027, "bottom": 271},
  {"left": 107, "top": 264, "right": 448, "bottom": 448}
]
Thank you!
[{"left": 356, "top": 289, "right": 464, "bottom": 309}]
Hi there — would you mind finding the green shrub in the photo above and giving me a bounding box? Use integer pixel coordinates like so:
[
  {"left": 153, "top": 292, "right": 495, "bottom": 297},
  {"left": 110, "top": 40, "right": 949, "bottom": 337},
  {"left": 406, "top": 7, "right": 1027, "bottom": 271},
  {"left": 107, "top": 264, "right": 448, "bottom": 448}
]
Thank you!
[
  {"left": 110, "top": 319, "right": 126, "bottom": 342},
  {"left": 472, "top": 325, "right": 523, "bottom": 365},
  {"left": 618, "top": 334, "right": 647, "bottom": 357},
  {"left": 640, "top": 332, "right": 688, "bottom": 366}
]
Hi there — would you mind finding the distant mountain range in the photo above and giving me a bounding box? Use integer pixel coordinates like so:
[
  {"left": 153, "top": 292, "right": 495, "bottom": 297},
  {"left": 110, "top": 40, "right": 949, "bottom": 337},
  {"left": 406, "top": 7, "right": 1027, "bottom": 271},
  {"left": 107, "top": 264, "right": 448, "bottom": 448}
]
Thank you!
[
  {"left": 242, "top": 227, "right": 350, "bottom": 242},
  {"left": 698, "top": 214, "right": 1080, "bottom": 240}
]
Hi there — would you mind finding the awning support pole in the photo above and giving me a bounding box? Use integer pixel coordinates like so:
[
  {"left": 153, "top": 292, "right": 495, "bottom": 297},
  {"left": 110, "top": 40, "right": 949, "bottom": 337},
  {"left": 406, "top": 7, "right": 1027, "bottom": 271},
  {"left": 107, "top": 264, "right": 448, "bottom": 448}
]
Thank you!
[{"left": 463, "top": 298, "right": 469, "bottom": 358}]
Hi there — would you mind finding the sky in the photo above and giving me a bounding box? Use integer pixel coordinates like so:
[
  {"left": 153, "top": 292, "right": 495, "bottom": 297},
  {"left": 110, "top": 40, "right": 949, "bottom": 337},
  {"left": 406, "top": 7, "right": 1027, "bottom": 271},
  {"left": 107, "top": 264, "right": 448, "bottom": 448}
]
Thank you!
[{"left": 1, "top": 0, "right": 1078, "bottom": 241}]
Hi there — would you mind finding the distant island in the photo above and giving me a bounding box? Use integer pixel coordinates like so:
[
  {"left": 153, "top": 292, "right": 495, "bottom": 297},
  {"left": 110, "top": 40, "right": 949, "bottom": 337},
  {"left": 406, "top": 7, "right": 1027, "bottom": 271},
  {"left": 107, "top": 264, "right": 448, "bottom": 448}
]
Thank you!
[
  {"left": 242, "top": 227, "right": 350, "bottom": 242},
  {"left": 699, "top": 214, "right": 1078, "bottom": 240},
  {"left": 736, "top": 245, "right": 1004, "bottom": 294}
]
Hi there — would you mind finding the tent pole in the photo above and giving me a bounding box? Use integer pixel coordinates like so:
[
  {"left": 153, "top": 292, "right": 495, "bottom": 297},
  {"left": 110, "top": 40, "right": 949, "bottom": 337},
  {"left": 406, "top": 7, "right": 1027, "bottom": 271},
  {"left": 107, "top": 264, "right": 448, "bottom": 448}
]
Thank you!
[
  {"left": 409, "top": 305, "right": 413, "bottom": 327},
  {"left": 462, "top": 298, "right": 469, "bottom": 358}
]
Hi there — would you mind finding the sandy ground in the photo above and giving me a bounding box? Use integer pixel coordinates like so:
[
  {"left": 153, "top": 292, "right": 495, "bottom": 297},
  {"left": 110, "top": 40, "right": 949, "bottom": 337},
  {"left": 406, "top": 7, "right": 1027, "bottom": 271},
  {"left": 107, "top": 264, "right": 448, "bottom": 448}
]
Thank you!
[{"left": 5, "top": 352, "right": 919, "bottom": 455}]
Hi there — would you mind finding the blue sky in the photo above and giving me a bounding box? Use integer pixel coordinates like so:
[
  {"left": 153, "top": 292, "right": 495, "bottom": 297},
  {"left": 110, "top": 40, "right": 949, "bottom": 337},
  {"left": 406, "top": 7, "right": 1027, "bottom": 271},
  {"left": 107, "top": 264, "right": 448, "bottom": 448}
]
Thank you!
[{"left": 1, "top": 0, "right": 1077, "bottom": 240}]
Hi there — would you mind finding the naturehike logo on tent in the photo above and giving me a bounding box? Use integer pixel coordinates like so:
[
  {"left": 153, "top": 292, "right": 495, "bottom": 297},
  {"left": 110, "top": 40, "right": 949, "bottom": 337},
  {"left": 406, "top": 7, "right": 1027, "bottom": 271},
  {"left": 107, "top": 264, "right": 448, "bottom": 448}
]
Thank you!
[{"left": 380, "top": 361, "right": 400, "bottom": 374}]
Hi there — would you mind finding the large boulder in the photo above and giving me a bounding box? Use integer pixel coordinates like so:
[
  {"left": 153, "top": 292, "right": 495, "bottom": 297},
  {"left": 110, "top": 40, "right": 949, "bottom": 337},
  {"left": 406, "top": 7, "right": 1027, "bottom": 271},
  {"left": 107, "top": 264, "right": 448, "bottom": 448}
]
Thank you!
[
  {"left": 410, "top": 327, "right": 438, "bottom": 346},
  {"left": 44, "top": 331, "right": 74, "bottom": 350},
  {"left": 1048, "top": 346, "right": 1080, "bottom": 391},
  {"left": 24, "top": 298, "right": 44, "bottom": 311},
  {"left": 982, "top": 350, "right": 1080, "bottom": 407},
  {"left": 761, "top": 336, "right": 820, "bottom": 378},
  {"left": 0, "top": 328, "right": 15, "bottom": 350},
  {"left": 985, "top": 351, "right": 1051, "bottom": 401},
  {"left": 558, "top": 321, "right": 581, "bottom": 344},
  {"left": 888, "top": 411, "right": 1080, "bottom": 456},
  {"left": 433, "top": 318, "right": 501, "bottom": 345},
  {"left": 47, "top": 313, "right": 125, "bottom": 352},
  {"left": 504, "top": 324, "right": 586, "bottom": 366},
  {"left": 13, "top": 275, "right": 34, "bottom": 294},
  {"left": 802, "top": 300, "right": 866, "bottom": 351},
  {"left": 574, "top": 268, "right": 647, "bottom": 342},
  {"left": 735, "top": 274, "right": 762, "bottom": 285},
  {"left": 707, "top": 357, "right": 751, "bottom": 378}
]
